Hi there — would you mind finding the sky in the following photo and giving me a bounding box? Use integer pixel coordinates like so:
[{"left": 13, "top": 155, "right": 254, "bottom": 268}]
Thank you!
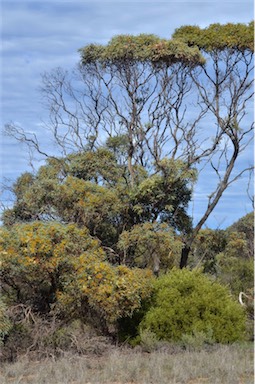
[{"left": 0, "top": 0, "right": 254, "bottom": 229}]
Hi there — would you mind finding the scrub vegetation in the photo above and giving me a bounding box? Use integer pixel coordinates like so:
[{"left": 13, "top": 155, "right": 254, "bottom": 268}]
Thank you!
[{"left": 1, "top": 21, "right": 254, "bottom": 383}]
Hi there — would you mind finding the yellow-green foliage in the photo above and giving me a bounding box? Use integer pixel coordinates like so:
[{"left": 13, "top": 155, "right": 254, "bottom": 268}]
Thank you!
[
  {"left": 117, "top": 222, "right": 182, "bottom": 270},
  {"left": 80, "top": 33, "right": 205, "bottom": 66},
  {"left": 3, "top": 154, "right": 196, "bottom": 240},
  {"left": 60, "top": 258, "right": 153, "bottom": 324},
  {"left": 190, "top": 229, "right": 227, "bottom": 273},
  {"left": 68, "top": 148, "right": 122, "bottom": 183},
  {"left": 141, "top": 268, "right": 246, "bottom": 343},
  {"left": 173, "top": 22, "right": 254, "bottom": 52},
  {"left": 0, "top": 222, "right": 153, "bottom": 327},
  {"left": 216, "top": 231, "right": 254, "bottom": 296},
  {"left": 0, "top": 222, "right": 100, "bottom": 310},
  {"left": 0, "top": 221, "right": 100, "bottom": 269}
]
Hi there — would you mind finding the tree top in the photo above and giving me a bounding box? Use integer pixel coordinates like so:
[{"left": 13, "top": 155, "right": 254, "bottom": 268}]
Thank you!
[
  {"left": 79, "top": 33, "right": 205, "bottom": 66},
  {"left": 172, "top": 22, "right": 254, "bottom": 53}
]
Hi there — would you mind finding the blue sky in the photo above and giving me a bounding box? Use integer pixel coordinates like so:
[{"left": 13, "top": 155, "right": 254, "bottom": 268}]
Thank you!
[{"left": 1, "top": 0, "right": 254, "bottom": 228}]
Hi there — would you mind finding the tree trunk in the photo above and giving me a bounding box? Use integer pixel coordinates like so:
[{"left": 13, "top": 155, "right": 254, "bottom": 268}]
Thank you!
[
  {"left": 180, "top": 245, "right": 191, "bottom": 269},
  {"left": 128, "top": 151, "right": 135, "bottom": 187},
  {"left": 179, "top": 140, "right": 240, "bottom": 269}
]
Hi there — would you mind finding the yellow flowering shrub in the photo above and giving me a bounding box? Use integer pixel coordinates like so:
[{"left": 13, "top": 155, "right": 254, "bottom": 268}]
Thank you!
[
  {"left": 0, "top": 222, "right": 103, "bottom": 312},
  {"left": 0, "top": 222, "right": 153, "bottom": 331}
]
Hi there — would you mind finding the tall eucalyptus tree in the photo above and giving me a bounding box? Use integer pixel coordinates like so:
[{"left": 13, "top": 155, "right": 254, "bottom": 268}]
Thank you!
[{"left": 5, "top": 22, "right": 254, "bottom": 268}]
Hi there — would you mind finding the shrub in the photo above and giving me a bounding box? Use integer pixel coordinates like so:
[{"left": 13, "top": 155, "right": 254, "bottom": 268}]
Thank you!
[
  {"left": 0, "top": 222, "right": 153, "bottom": 337},
  {"left": 59, "top": 258, "right": 154, "bottom": 329},
  {"left": 138, "top": 328, "right": 159, "bottom": 352},
  {"left": 0, "top": 222, "right": 102, "bottom": 313},
  {"left": 140, "top": 268, "right": 246, "bottom": 343},
  {"left": 180, "top": 328, "right": 215, "bottom": 351}
]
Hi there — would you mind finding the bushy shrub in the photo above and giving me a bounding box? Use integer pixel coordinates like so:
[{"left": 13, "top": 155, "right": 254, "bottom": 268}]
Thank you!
[
  {"left": 0, "top": 222, "right": 102, "bottom": 312},
  {"left": 180, "top": 328, "right": 215, "bottom": 351},
  {"left": 140, "top": 268, "right": 246, "bottom": 343},
  {"left": 0, "top": 222, "right": 153, "bottom": 337},
  {"left": 58, "top": 257, "right": 153, "bottom": 329}
]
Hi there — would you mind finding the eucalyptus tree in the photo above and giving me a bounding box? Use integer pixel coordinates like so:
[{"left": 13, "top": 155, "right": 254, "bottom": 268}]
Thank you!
[
  {"left": 77, "top": 34, "right": 205, "bottom": 185},
  {"left": 6, "top": 34, "right": 204, "bottom": 179},
  {"left": 172, "top": 22, "right": 254, "bottom": 267},
  {"left": 4, "top": 22, "right": 254, "bottom": 268}
]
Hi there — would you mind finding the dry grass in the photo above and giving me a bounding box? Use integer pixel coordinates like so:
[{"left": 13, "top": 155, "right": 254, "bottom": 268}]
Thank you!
[{"left": 0, "top": 344, "right": 253, "bottom": 384}]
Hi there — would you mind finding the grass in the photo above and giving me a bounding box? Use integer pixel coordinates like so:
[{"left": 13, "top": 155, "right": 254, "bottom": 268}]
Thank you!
[{"left": 0, "top": 343, "right": 253, "bottom": 384}]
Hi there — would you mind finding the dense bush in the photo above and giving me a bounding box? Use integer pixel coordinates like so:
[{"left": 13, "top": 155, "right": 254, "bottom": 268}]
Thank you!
[
  {"left": 140, "top": 268, "right": 246, "bottom": 343},
  {"left": 0, "top": 222, "right": 102, "bottom": 312},
  {"left": 0, "top": 222, "right": 153, "bottom": 336}
]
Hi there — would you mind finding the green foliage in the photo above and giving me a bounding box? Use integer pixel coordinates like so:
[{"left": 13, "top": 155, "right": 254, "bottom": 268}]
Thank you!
[
  {"left": 0, "top": 222, "right": 101, "bottom": 312},
  {"left": 0, "top": 222, "right": 153, "bottom": 332},
  {"left": 128, "top": 159, "right": 196, "bottom": 232},
  {"left": 138, "top": 328, "right": 159, "bottom": 352},
  {"left": 117, "top": 222, "right": 182, "bottom": 270},
  {"left": 216, "top": 233, "right": 254, "bottom": 296},
  {"left": 190, "top": 229, "right": 227, "bottom": 273},
  {"left": 226, "top": 212, "right": 254, "bottom": 258},
  {"left": 105, "top": 135, "right": 130, "bottom": 169},
  {"left": 3, "top": 157, "right": 123, "bottom": 246},
  {"left": 68, "top": 148, "right": 122, "bottom": 185},
  {"left": 180, "top": 328, "right": 215, "bottom": 351},
  {"left": 3, "top": 153, "right": 194, "bottom": 246},
  {"left": 214, "top": 213, "right": 253, "bottom": 297},
  {"left": 173, "top": 22, "right": 254, "bottom": 52},
  {"left": 79, "top": 33, "right": 205, "bottom": 66},
  {"left": 189, "top": 214, "right": 254, "bottom": 298},
  {"left": 140, "top": 268, "right": 246, "bottom": 343}
]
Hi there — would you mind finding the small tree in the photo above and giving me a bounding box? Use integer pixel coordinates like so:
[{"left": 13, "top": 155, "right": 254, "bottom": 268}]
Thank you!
[{"left": 117, "top": 222, "right": 182, "bottom": 273}]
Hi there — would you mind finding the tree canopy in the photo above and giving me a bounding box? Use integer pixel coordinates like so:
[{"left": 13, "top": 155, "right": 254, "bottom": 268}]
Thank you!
[
  {"left": 172, "top": 22, "right": 254, "bottom": 52},
  {"left": 3, "top": 21, "right": 254, "bottom": 266},
  {"left": 79, "top": 33, "right": 205, "bottom": 65}
]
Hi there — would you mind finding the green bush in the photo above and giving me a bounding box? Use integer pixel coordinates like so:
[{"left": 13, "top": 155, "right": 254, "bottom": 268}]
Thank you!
[{"left": 140, "top": 268, "right": 246, "bottom": 343}]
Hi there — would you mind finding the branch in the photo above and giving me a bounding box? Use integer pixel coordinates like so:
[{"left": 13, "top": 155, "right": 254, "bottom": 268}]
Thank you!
[{"left": 5, "top": 123, "right": 57, "bottom": 160}]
